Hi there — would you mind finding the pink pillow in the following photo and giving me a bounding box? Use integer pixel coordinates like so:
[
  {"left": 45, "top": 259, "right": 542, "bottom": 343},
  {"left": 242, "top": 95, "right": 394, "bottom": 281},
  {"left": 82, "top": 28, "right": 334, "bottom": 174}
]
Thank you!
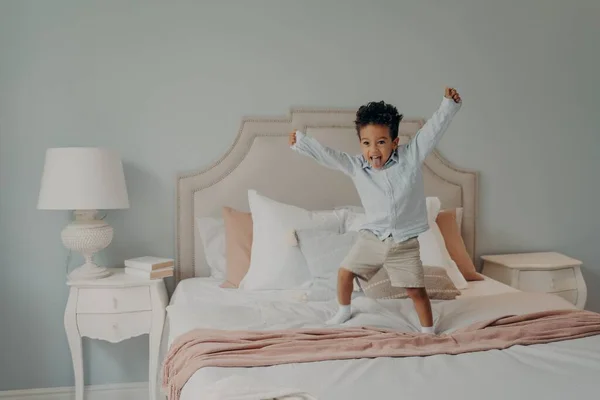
[
  {"left": 220, "top": 207, "right": 253, "bottom": 288},
  {"left": 436, "top": 209, "right": 483, "bottom": 281}
]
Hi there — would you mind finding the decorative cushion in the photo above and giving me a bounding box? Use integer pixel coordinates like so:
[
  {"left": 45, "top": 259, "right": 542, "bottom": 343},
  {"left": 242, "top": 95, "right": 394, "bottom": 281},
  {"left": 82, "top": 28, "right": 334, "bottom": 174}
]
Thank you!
[
  {"left": 358, "top": 266, "right": 460, "bottom": 300},
  {"left": 221, "top": 207, "right": 253, "bottom": 288},
  {"left": 436, "top": 209, "right": 483, "bottom": 281}
]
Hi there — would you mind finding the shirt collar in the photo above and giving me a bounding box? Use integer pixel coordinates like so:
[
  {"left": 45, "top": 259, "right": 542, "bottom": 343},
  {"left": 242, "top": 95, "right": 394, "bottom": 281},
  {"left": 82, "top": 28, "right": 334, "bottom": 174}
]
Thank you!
[{"left": 360, "top": 149, "right": 399, "bottom": 170}]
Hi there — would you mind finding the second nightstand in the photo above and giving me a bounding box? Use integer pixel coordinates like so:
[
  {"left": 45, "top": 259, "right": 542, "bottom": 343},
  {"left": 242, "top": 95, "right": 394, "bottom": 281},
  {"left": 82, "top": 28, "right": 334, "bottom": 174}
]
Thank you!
[{"left": 481, "top": 252, "right": 587, "bottom": 309}]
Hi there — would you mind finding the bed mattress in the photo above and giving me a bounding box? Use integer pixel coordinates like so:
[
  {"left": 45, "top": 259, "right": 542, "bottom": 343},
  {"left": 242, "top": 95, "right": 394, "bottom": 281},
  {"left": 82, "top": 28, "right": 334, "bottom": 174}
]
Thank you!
[{"left": 163, "top": 277, "right": 600, "bottom": 400}]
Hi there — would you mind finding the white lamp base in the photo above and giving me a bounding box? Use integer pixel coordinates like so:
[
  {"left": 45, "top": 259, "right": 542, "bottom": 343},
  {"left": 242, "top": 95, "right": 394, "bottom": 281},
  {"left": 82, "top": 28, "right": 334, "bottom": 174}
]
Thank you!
[
  {"left": 68, "top": 262, "right": 111, "bottom": 280},
  {"left": 62, "top": 210, "right": 114, "bottom": 281}
]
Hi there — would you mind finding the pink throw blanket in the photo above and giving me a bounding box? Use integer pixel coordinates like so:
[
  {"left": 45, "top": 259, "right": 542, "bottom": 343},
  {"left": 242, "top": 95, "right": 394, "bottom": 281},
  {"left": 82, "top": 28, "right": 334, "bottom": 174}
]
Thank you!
[{"left": 163, "top": 309, "right": 600, "bottom": 400}]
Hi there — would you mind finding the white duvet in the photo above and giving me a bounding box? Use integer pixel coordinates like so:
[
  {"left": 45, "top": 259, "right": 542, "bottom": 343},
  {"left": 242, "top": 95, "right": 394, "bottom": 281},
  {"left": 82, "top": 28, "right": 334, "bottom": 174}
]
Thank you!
[
  {"left": 200, "top": 375, "right": 318, "bottom": 400},
  {"left": 165, "top": 278, "right": 600, "bottom": 400}
]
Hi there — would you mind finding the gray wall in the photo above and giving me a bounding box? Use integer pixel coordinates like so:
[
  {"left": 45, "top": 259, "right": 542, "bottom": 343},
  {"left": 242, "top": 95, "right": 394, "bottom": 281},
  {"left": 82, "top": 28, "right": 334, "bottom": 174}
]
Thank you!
[{"left": 1, "top": 0, "right": 598, "bottom": 391}]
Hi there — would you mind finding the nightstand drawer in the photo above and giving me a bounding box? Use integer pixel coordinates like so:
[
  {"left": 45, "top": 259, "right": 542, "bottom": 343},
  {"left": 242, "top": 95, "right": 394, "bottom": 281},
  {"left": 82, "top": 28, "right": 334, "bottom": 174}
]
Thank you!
[
  {"left": 518, "top": 268, "right": 576, "bottom": 292},
  {"left": 76, "top": 287, "right": 151, "bottom": 313},
  {"left": 77, "top": 312, "right": 152, "bottom": 343}
]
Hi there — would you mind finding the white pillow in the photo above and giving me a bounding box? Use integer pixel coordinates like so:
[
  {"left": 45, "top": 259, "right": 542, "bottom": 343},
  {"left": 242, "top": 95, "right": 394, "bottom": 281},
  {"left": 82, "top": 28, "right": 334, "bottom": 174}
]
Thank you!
[
  {"left": 240, "top": 190, "right": 345, "bottom": 290},
  {"left": 195, "top": 216, "right": 226, "bottom": 280},
  {"left": 418, "top": 198, "right": 468, "bottom": 289},
  {"left": 334, "top": 205, "right": 365, "bottom": 215},
  {"left": 333, "top": 206, "right": 364, "bottom": 233},
  {"left": 345, "top": 210, "right": 367, "bottom": 233},
  {"left": 296, "top": 229, "right": 359, "bottom": 300}
]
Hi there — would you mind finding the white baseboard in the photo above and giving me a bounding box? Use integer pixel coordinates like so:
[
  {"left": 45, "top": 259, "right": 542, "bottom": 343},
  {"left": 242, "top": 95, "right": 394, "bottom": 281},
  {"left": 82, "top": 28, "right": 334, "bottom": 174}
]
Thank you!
[{"left": 0, "top": 382, "right": 149, "bottom": 400}]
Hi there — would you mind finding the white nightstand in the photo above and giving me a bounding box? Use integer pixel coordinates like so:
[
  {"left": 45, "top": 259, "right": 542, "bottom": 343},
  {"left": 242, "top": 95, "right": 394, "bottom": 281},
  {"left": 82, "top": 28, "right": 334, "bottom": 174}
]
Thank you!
[
  {"left": 64, "top": 268, "right": 169, "bottom": 400},
  {"left": 481, "top": 252, "right": 587, "bottom": 309}
]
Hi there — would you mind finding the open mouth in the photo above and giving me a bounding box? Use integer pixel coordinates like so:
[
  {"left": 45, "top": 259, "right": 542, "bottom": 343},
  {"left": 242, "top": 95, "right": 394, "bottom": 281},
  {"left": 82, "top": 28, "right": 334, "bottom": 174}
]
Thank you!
[{"left": 370, "top": 156, "right": 382, "bottom": 168}]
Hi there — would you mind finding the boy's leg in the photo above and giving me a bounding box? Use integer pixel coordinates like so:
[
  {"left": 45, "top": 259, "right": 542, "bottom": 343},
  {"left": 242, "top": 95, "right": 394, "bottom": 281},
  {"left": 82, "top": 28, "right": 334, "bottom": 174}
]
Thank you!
[
  {"left": 325, "top": 268, "right": 355, "bottom": 325},
  {"left": 337, "top": 267, "right": 355, "bottom": 306},
  {"left": 384, "top": 238, "right": 435, "bottom": 333},
  {"left": 326, "top": 231, "right": 386, "bottom": 325},
  {"left": 405, "top": 288, "right": 434, "bottom": 332}
]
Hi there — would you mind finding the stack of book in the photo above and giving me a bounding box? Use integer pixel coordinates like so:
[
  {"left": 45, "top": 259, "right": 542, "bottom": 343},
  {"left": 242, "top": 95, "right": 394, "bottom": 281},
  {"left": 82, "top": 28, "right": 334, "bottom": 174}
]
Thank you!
[{"left": 124, "top": 256, "right": 174, "bottom": 279}]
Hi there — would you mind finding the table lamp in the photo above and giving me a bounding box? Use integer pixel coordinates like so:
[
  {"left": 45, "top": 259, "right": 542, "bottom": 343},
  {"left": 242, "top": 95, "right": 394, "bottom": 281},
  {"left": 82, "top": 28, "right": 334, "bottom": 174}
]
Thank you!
[{"left": 37, "top": 147, "right": 130, "bottom": 280}]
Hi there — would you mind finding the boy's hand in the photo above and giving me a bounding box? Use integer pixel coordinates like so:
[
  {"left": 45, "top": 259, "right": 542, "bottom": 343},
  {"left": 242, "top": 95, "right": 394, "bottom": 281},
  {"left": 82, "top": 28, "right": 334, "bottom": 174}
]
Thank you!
[
  {"left": 445, "top": 87, "right": 462, "bottom": 104},
  {"left": 289, "top": 131, "right": 297, "bottom": 146}
]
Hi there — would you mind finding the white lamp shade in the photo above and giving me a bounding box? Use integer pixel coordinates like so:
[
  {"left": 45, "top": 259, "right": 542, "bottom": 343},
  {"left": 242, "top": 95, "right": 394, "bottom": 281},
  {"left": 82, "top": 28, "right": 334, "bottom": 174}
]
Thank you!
[{"left": 37, "top": 147, "right": 130, "bottom": 210}]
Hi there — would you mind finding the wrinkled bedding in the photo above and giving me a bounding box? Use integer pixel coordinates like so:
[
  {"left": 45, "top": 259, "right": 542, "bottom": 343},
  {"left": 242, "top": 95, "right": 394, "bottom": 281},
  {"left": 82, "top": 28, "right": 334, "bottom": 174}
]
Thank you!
[{"left": 163, "top": 278, "right": 600, "bottom": 400}]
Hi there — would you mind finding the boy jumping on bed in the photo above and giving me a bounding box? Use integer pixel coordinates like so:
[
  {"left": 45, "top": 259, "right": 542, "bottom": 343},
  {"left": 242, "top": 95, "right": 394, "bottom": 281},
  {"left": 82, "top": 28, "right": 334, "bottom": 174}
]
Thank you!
[{"left": 289, "top": 87, "right": 462, "bottom": 334}]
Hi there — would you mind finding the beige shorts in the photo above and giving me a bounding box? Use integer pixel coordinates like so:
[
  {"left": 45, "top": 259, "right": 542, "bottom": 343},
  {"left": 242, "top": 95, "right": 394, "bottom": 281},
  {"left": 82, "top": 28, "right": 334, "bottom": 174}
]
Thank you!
[{"left": 342, "top": 231, "right": 424, "bottom": 288}]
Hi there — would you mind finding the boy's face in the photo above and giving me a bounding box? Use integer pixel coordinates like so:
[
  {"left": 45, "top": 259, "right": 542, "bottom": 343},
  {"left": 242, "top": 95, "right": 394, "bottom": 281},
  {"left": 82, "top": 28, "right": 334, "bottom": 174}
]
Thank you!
[{"left": 359, "top": 124, "right": 399, "bottom": 169}]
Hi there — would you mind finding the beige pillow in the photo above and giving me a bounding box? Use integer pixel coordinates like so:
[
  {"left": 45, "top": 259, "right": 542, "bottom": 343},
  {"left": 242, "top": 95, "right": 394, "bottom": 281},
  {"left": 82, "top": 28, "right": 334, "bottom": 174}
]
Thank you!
[
  {"left": 221, "top": 207, "right": 253, "bottom": 288},
  {"left": 436, "top": 209, "right": 483, "bottom": 281},
  {"left": 358, "top": 266, "right": 460, "bottom": 300}
]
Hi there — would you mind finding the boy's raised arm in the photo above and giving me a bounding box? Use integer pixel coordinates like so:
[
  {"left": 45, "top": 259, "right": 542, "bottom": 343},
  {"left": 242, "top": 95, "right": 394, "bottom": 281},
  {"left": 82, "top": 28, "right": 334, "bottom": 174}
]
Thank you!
[
  {"left": 289, "top": 131, "right": 358, "bottom": 176},
  {"left": 406, "top": 87, "right": 462, "bottom": 163}
]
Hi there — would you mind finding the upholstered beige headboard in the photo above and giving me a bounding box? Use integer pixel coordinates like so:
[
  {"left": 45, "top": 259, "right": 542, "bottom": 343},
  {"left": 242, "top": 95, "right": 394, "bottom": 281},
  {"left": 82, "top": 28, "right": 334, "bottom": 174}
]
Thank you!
[{"left": 176, "top": 108, "right": 478, "bottom": 282}]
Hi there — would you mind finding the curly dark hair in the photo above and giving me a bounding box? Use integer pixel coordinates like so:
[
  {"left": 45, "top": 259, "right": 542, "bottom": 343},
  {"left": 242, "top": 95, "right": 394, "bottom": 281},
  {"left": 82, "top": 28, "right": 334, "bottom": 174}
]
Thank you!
[{"left": 354, "top": 101, "right": 403, "bottom": 140}]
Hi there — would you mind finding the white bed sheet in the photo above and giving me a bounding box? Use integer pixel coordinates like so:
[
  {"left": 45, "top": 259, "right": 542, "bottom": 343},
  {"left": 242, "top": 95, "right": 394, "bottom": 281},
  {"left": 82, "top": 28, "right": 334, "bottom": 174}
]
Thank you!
[
  {"left": 165, "top": 275, "right": 516, "bottom": 345},
  {"left": 169, "top": 274, "right": 516, "bottom": 306},
  {"left": 164, "top": 277, "right": 600, "bottom": 400}
]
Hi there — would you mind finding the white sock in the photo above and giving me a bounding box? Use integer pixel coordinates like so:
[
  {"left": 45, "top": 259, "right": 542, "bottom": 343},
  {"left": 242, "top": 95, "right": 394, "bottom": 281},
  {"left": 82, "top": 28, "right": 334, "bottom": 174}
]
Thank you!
[
  {"left": 421, "top": 325, "right": 435, "bottom": 334},
  {"left": 326, "top": 304, "right": 352, "bottom": 325}
]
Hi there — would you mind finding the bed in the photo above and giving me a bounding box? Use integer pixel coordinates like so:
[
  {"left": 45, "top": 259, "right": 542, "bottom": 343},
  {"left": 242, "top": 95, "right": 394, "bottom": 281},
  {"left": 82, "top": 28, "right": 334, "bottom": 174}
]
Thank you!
[{"left": 159, "top": 107, "right": 600, "bottom": 399}]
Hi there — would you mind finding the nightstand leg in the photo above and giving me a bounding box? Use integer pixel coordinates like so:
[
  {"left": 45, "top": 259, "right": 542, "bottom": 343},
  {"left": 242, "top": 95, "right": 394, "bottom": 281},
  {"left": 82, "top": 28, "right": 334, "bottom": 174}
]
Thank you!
[
  {"left": 149, "top": 284, "right": 168, "bottom": 400},
  {"left": 64, "top": 288, "right": 84, "bottom": 400}
]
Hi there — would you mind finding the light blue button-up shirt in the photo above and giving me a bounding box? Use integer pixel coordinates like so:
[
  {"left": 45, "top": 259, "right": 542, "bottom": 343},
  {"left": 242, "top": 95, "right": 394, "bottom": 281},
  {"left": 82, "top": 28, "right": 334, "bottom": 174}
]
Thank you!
[{"left": 291, "top": 97, "right": 461, "bottom": 243}]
